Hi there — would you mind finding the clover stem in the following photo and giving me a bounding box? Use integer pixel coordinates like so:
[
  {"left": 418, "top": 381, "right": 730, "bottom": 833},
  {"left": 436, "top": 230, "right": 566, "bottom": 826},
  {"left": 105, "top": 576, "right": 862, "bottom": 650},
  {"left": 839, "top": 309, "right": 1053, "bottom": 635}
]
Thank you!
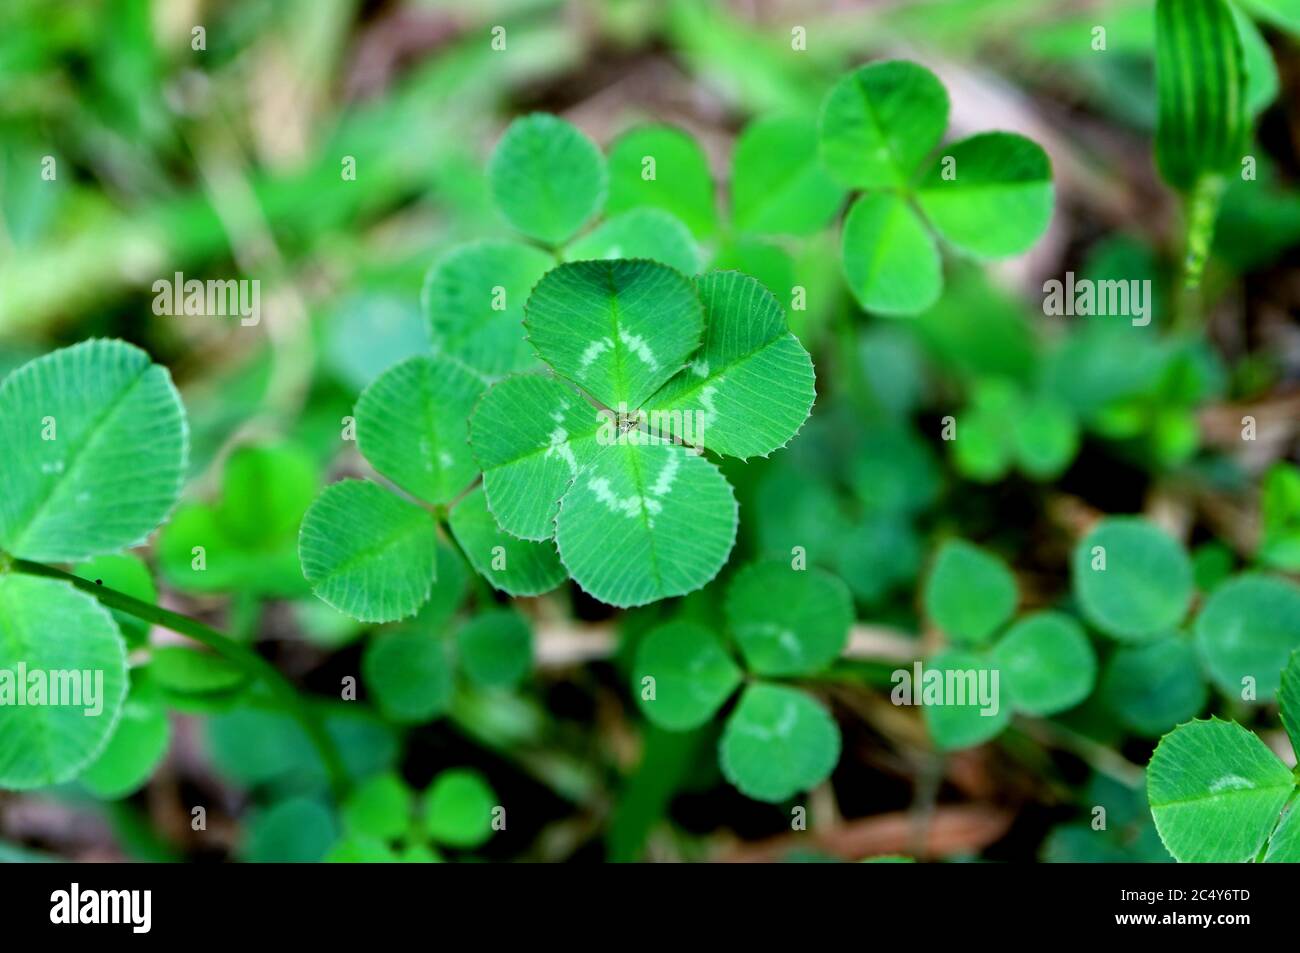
[
  {"left": 1173, "top": 174, "right": 1223, "bottom": 332},
  {"left": 7, "top": 557, "right": 349, "bottom": 798}
]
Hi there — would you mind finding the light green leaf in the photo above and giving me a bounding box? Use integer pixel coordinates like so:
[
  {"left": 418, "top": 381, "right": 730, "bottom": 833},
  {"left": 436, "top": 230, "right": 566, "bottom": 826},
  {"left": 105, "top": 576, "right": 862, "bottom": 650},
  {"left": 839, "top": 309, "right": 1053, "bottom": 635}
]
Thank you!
[
  {"left": 992, "top": 612, "right": 1095, "bottom": 716},
  {"left": 421, "top": 240, "right": 554, "bottom": 377},
  {"left": 840, "top": 191, "right": 942, "bottom": 314},
  {"left": 1100, "top": 637, "right": 1208, "bottom": 737},
  {"left": 79, "top": 679, "right": 170, "bottom": 799},
  {"left": 719, "top": 683, "right": 841, "bottom": 802},
  {"left": 1280, "top": 650, "right": 1300, "bottom": 759},
  {"left": 923, "top": 539, "right": 1018, "bottom": 645},
  {"left": 456, "top": 609, "right": 533, "bottom": 690},
  {"left": 1012, "top": 395, "right": 1080, "bottom": 480},
  {"left": 725, "top": 562, "right": 852, "bottom": 676},
  {"left": 149, "top": 646, "right": 247, "bottom": 696},
  {"left": 606, "top": 125, "right": 718, "bottom": 238},
  {"left": 73, "top": 553, "right": 156, "bottom": 650},
  {"left": 1194, "top": 574, "right": 1300, "bottom": 700},
  {"left": 0, "top": 339, "right": 188, "bottom": 562},
  {"left": 1233, "top": 4, "right": 1280, "bottom": 116},
  {"left": 1263, "top": 802, "right": 1300, "bottom": 862},
  {"left": 356, "top": 355, "right": 484, "bottom": 507},
  {"left": 424, "top": 769, "right": 497, "bottom": 849},
  {"left": 342, "top": 772, "right": 414, "bottom": 842},
  {"left": 299, "top": 480, "right": 437, "bottom": 624},
  {"left": 641, "top": 271, "right": 815, "bottom": 459},
  {"left": 1072, "top": 517, "right": 1193, "bottom": 641},
  {"left": 487, "top": 113, "right": 607, "bottom": 245},
  {"left": 731, "top": 114, "right": 845, "bottom": 236},
  {"left": 362, "top": 626, "right": 454, "bottom": 724},
  {"left": 554, "top": 440, "right": 737, "bottom": 607},
  {"left": 916, "top": 132, "right": 1054, "bottom": 258},
  {"left": 566, "top": 208, "right": 701, "bottom": 275},
  {"left": 216, "top": 442, "right": 318, "bottom": 548},
  {"left": 469, "top": 374, "right": 603, "bottom": 541},
  {"left": 633, "top": 621, "right": 741, "bottom": 731},
  {"left": 817, "top": 60, "right": 949, "bottom": 190},
  {"left": 326, "top": 835, "right": 400, "bottom": 863},
  {"left": 447, "top": 486, "right": 565, "bottom": 596},
  {"left": 0, "top": 575, "right": 128, "bottom": 790},
  {"left": 523, "top": 259, "right": 702, "bottom": 411},
  {"left": 1147, "top": 718, "right": 1294, "bottom": 862},
  {"left": 921, "top": 649, "right": 1011, "bottom": 750},
  {"left": 243, "top": 797, "right": 338, "bottom": 863}
]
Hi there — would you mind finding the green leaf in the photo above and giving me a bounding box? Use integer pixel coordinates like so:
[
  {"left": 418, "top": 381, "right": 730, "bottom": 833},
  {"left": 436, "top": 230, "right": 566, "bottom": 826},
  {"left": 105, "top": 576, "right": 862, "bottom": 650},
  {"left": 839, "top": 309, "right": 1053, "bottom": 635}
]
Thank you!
[
  {"left": 1155, "top": 0, "right": 1248, "bottom": 191},
  {"left": 362, "top": 626, "right": 454, "bottom": 724},
  {"left": 554, "top": 440, "right": 737, "bottom": 607},
  {"left": 633, "top": 621, "right": 741, "bottom": 731},
  {"left": 724, "top": 562, "right": 852, "bottom": 676},
  {"left": 1258, "top": 463, "right": 1300, "bottom": 571},
  {"left": 1147, "top": 718, "right": 1294, "bottom": 862},
  {"left": 1013, "top": 395, "right": 1080, "bottom": 480},
  {"left": 916, "top": 132, "right": 1054, "bottom": 258},
  {"left": 326, "top": 835, "right": 400, "bottom": 863},
  {"left": 1100, "top": 637, "right": 1208, "bottom": 737},
  {"left": 355, "top": 355, "right": 484, "bottom": 507},
  {"left": 421, "top": 240, "right": 554, "bottom": 377},
  {"left": 447, "top": 486, "right": 565, "bottom": 596},
  {"left": 0, "top": 339, "right": 188, "bottom": 562},
  {"left": 719, "top": 683, "right": 841, "bottom": 802},
  {"left": 642, "top": 271, "right": 815, "bottom": 458},
  {"left": 424, "top": 769, "right": 497, "bottom": 849},
  {"left": 921, "top": 649, "right": 1010, "bottom": 751},
  {"left": 456, "top": 609, "right": 533, "bottom": 690},
  {"left": 923, "top": 539, "right": 1018, "bottom": 645},
  {"left": 523, "top": 259, "right": 703, "bottom": 411},
  {"left": 1280, "top": 650, "right": 1300, "bottom": 759},
  {"left": 1233, "top": 4, "right": 1280, "bottom": 116},
  {"left": 1072, "top": 517, "right": 1193, "bottom": 641},
  {"left": 566, "top": 209, "right": 700, "bottom": 275},
  {"left": 1263, "top": 802, "right": 1300, "bottom": 862},
  {"left": 298, "top": 480, "right": 437, "bottom": 624},
  {"left": 73, "top": 553, "right": 156, "bottom": 650},
  {"left": 487, "top": 113, "right": 607, "bottom": 245},
  {"left": 817, "top": 60, "right": 949, "bottom": 190},
  {"left": 952, "top": 381, "right": 1017, "bottom": 483},
  {"left": 79, "top": 679, "right": 170, "bottom": 799},
  {"left": 731, "top": 114, "right": 844, "bottom": 236},
  {"left": 149, "top": 646, "right": 247, "bottom": 696},
  {"left": 342, "top": 772, "right": 414, "bottom": 841},
  {"left": 606, "top": 125, "right": 718, "bottom": 238},
  {"left": 992, "top": 612, "right": 1096, "bottom": 716},
  {"left": 840, "top": 191, "right": 942, "bottom": 314},
  {"left": 1194, "top": 574, "right": 1300, "bottom": 700},
  {"left": 215, "top": 442, "right": 318, "bottom": 548},
  {"left": 469, "top": 374, "right": 603, "bottom": 541},
  {"left": 0, "top": 575, "right": 128, "bottom": 790},
  {"left": 243, "top": 797, "right": 338, "bottom": 863}
]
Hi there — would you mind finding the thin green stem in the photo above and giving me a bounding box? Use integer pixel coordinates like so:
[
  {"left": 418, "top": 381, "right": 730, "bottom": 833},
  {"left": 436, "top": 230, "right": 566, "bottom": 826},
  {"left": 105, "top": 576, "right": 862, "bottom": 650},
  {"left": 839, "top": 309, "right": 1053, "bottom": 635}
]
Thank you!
[
  {"left": 6, "top": 557, "right": 348, "bottom": 798},
  {"left": 1174, "top": 174, "right": 1223, "bottom": 332}
]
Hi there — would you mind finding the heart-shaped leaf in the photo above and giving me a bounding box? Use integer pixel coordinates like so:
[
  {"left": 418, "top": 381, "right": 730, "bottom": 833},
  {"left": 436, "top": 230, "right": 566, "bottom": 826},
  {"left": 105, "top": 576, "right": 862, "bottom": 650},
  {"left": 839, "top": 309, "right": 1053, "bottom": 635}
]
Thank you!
[
  {"left": 566, "top": 208, "right": 701, "bottom": 276},
  {"left": 633, "top": 621, "right": 741, "bottom": 731},
  {"left": 724, "top": 561, "right": 852, "bottom": 676},
  {"left": 731, "top": 114, "right": 845, "bottom": 236},
  {"left": 606, "top": 125, "right": 718, "bottom": 238},
  {"left": 447, "top": 486, "right": 565, "bottom": 596},
  {"left": 840, "top": 191, "right": 942, "bottom": 314},
  {"left": 719, "top": 683, "right": 841, "bottom": 802}
]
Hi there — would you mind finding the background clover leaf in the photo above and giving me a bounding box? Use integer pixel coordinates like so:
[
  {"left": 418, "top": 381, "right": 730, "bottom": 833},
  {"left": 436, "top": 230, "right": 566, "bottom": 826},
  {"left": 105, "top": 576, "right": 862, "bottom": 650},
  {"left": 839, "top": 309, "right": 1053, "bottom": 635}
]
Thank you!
[
  {"left": 298, "top": 479, "right": 437, "bottom": 624},
  {"left": 991, "top": 612, "right": 1095, "bottom": 716},
  {"left": 724, "top": 561, "right": 852, "bottom": 677},
  {"left": 523, "top": 258, "right": 703, "bottom": 411},
  {"left": 362, "top": 624, "right": 454, "bottom": 724},
  {"left": 633, "top": 620, "right": 742, "bottom": 731},
  {"left": 921, "top": 649, "right": 1011, "bottom": 751},
  {"left": 1099, "top": 637, "right": 1208, "bottom": 737},
  {"left": 78, "top": 675, "right": 170, "bottom": 800},
  {"left": 456, "top": 609, "right": 533, "bottom": 690},
  {"left": 840, "top": 191, "right": 942, "bottom": 314},
  {"left": 1194, "top": 574, "right": 1300, "bottom": 700},
  {"left": 606, "top": 124, "right": 719, "bottom": 239},
  {"left": 0, "top": 575, "right": 129, "bottom": 789},
  {"left": 915, "top": 131, "right": 1054, "bottom": 259},
  {"left": 818, "top": 60, "right": 949, "bottom": 190},
  {"left": 355, "top": 354, "right": 485, "bottom": 506},
  {"left": 923, "top": 539, "right": 1018, "bottom": 645},
  {"left": 488, "top": 113, "right": 607, "bottom": 246},
  {"left": 421, "top": 239, "right": 554, "bottom": 378},
  {"left": 1072, "top": 517, "right": 1193, "bottom": 642},
  {"left": 554, "top": 440, "right": 737, "bottom": 608},
  {"left": 1147, "top": 717, "right": 1295, "bottom": 862},
  {"left": 731, "top": 114, "right": 845, "bottom": 236},
  {"left": 642, "top": 271, "right": 816, "bottom": 459},
  {"left": 423, "top": 768, "right": 497, "bottom": 849},
  {"left": 719, "top": 683, "right": 841, "bottom": 803},
  {"left": 0, "top": 339, "right": 188, "bottom": 562},
  {"left": 565, "top": 208, "right": 701, "bottom": 276}
]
